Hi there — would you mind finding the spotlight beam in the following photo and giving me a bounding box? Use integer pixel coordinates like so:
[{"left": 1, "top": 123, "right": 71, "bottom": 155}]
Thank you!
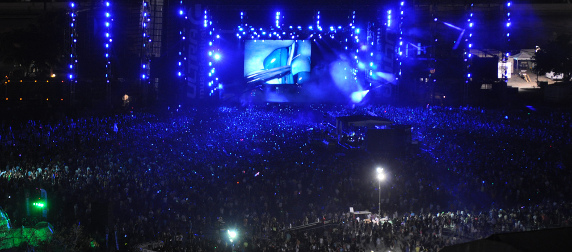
[
  {"left": 407, "top": 42, "right": 430, "bottom": 52},
  {"left": 439, "top": 21, "right": 466, "bottom": 50},
  {"left": 442, "top": 21, "right": 463, "bottom": 31},
  {"left": 453, "top": 29, "right": 465, "bottom": 50}
]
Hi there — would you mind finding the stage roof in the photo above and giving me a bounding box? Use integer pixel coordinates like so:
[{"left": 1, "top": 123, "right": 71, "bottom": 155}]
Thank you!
[{"left": 336, "top": 115, "right": 393, "bottom": 124}]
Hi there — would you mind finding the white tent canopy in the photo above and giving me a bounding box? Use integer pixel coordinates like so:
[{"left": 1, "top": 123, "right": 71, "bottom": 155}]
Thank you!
[{"left": 512, "top": 51, "right": 534, "bottom": 61}]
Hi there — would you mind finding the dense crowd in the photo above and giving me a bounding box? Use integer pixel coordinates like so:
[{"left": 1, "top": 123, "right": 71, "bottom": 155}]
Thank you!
[{"left": 1, "top": 103, "right": 571, "bottom": 251}]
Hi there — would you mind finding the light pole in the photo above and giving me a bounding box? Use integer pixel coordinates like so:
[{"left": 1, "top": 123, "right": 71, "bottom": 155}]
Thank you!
[
  {"left": 376, "top": 167, "right": 386, "bottom": 217},
  {"left": 535, "top": 46, "right": 540, "bottom": 87},
  {"left": 228, "top": 229, "right": 237, "bottom": 251}
]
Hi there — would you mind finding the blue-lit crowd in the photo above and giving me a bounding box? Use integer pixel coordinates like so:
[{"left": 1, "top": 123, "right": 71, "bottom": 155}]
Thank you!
[{"left": 1, "top": 104, "right": 571, "bottom": 252}]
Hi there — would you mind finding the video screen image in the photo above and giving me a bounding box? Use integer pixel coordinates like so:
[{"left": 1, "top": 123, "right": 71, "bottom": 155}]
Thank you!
[{"left": 244, "top": 40, "right": 311, "bottom": 85}]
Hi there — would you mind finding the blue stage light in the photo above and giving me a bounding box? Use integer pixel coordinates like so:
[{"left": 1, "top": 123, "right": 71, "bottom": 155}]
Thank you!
[
  {"left": 276, "top": 11, "right": 281, "bottom": 28},
  {"left": 464, "top": 5, "right": 474, "bottom": 86},
  {"left": 214, "top": 54, "right": 221, "bottom": 60},
  {"left": 350, "top": 90, "right": 370, "bottom": 103}
]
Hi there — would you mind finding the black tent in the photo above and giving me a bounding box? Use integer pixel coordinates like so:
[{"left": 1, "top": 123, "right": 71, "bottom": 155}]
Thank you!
[{"left": 441, "top": 227, "right": 572, "bottom": 252}]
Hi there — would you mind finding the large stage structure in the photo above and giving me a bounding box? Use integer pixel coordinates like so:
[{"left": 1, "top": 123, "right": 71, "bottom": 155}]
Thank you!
[
  {"left": 56, "top": 0, "right": 413, "bottom": 106},
  {"left": 174, "top": 2, "right": 398, "bottom": 104},
  {"left": 172, "top": 1, "right": 520, "bottom": 105},
  {"left": 4, "top": 1, "right": 572, "bottom": 107}
]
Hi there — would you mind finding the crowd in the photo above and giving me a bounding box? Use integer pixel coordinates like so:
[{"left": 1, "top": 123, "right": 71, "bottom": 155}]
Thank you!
[{"left": 1, "top": 103, "right": 571, "bottom": 251}]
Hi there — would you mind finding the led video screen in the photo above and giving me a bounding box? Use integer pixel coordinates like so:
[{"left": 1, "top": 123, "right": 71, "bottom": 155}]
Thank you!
[{"left": 244, "top": 40, "right": 311, "bottom": 85}]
